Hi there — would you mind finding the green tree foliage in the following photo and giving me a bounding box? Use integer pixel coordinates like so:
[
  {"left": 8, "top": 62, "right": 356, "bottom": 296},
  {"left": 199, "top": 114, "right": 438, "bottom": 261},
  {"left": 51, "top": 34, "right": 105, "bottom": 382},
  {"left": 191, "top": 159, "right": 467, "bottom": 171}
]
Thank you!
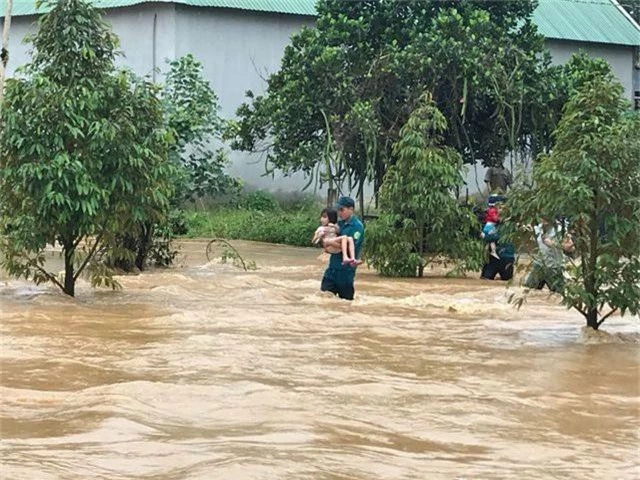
[
  {"left": 163, "top": 54, "right": 240, "bottom": 201},
  {"left": 365, "top": 94, "right": 483, "bottom": 277},
  {"left": 229, "top": 0, "right": 555, "bottom": 206},
  {"left": 113, "top": 54, "right": 241, "bottom": 271},
  {"left": 499, "top": 52, "right": 619, "bottom": 184},
  {"left": 0, "top": 0, "right": 174, "bottom": 296},
  {"left": 507, "top": 67, "right": 640, "bottom": 330}
]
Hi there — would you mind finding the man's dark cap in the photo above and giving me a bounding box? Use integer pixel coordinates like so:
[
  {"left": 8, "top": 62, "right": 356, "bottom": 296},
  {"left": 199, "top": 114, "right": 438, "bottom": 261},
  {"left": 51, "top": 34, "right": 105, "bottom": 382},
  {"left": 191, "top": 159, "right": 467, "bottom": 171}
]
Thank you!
[{"left": 335, "top": 196, "right": 355, "bottom": 209}]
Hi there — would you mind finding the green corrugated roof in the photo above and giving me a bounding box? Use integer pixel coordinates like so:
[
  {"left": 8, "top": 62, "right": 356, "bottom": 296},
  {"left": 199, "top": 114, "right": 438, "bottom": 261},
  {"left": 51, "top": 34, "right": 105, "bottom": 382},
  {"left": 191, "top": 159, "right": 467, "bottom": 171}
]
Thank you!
[
  {"left": 1, "top": 0, "right": 317, "bottom": 16},
  {"left": 6, "top": 0, "right": 142, "bottom": 15},
  {"left": 2, "top": 0, "right": 639, "bottom": 46},
  {"left": 183, "top": 0, "right": 315, "bottom": 15},
  {"left": 533, "top": 0, "right": 640, "bottom": 46}
]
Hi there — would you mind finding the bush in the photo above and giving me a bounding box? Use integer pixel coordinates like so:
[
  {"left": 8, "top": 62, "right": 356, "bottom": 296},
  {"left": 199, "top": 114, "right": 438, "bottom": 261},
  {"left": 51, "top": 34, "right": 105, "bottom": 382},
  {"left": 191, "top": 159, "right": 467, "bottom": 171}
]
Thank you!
[
  {"left": 274, "top": 192, "right": 320, "bottom": 211},
  {"left": 240, "top": 190, "right": 281, "bottom": 212},
  {"left": 180, "top": 190, "right": 325, "bottom": 247},
  {"left": 365, "top": 215, "right": 422, "bottom": 277},
  {"left": 364, "top": 93, "right": 483, "bottom": 277},
  {"left": 183, "top": 208, "right": 319, "bottom": 247}
]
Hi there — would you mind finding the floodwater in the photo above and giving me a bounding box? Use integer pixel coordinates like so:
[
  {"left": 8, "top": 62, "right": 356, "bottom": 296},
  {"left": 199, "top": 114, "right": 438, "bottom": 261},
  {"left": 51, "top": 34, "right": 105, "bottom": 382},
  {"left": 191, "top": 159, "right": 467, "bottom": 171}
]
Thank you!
[{"left": 1, "top": 240, "right": 639, "bottom": 480}]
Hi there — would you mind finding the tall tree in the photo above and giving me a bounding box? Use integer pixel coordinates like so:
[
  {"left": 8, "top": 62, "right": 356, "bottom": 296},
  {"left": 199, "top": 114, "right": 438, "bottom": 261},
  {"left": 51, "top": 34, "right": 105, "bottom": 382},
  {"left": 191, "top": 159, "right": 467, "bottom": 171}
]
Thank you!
[
  {"left": 365, "top": 93, "right": 482, "bottom": 277},
  {"left": 0, "top": 0, "right": 174, "bottom": 296},
  {"left": 507, "top": 65, "right": 640, "bottom": 330},
  {"left": 163, "top": 54, "right": 240, "bottom": 202},
  {"left": 229, "top": 0, "right": 553, "bottom": 207}
]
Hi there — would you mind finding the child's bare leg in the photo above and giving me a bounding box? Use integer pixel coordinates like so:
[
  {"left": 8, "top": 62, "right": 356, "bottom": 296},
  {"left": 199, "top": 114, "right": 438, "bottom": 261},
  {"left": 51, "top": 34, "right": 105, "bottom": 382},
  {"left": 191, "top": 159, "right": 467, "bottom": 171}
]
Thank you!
[
  {"left": 346, "top": 237, "right": 362, "bottom": 265},
  {"left": 340, "top": 236, "right": 352, "bottom": 262},
  {"left": 490, "top": 242, "right": 499, "bottom": 259}
]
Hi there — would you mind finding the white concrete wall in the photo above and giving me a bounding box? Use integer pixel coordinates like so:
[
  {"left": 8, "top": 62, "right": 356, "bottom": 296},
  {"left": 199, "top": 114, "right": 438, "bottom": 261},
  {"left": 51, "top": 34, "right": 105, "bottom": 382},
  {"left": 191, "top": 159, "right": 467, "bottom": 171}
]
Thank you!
[
  {"left": 174, "top": 5, "right": 315, "bottom": 191},
  {"left": 545, "top": 39, "right": 636, "bottom": 100},
  {"left": 1, "top": 3, "right": 176, "bottom": 78},
  {"left": 108, "top": 3, "right": 177, "bottom": 79},
  {"left": 1, "top": 15, "right": 38, "bottom": 78}
]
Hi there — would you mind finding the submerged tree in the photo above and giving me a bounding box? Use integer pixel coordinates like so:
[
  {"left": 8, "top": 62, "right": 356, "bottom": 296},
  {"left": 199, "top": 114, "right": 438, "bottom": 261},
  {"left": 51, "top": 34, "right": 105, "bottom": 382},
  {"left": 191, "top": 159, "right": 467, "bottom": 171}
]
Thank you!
[
  {"left": 0, "top": 0, "right": 174, "bottom": 296},
  {"left": 507, "top": 69, "right": 640, "bottom": 330},
  {"left": 365, "top": 94, "right": 482, "bottom": 277}
]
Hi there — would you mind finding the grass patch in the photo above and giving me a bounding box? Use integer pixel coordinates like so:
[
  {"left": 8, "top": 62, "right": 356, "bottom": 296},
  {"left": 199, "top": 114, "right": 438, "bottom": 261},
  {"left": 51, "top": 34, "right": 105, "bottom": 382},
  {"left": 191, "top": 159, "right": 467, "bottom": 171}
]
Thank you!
[{"left": 182, "top": 207, "right": 320, "bottom": 247}]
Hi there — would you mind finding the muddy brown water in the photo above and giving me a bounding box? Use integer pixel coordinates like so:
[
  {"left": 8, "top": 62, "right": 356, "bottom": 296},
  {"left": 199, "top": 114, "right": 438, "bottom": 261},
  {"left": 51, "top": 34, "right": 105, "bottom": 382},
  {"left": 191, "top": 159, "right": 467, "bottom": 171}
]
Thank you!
[{"left": 1, "top": 240, "right": 639, "bottom": 479}]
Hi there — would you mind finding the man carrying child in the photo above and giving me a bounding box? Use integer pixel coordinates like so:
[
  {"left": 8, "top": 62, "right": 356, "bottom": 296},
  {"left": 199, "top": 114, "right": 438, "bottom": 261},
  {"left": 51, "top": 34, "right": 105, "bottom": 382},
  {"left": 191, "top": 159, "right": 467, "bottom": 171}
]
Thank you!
[
  {"left": 319, "top": 196, "right": 364, "bottom": 301},
  {"left": 480, "top": 197, "right": 515, "bottom": 281}
]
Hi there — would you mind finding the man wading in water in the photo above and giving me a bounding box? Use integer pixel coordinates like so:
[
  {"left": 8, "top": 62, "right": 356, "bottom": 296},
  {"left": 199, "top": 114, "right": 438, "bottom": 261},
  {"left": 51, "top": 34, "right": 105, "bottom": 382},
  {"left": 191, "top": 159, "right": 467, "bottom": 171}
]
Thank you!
[{"left": 320, "top": 196, "right": 364, "bottom": 300}]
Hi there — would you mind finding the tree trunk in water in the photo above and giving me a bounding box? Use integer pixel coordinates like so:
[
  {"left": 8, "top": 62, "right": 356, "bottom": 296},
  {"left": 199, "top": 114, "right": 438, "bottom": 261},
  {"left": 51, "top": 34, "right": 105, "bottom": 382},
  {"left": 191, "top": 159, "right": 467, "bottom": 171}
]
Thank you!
[
  {"left": 135, "top": 222, "right": 154, "bottom": 271},
  {"left": 63, "top": 245, "right": 75, "bottom": 297},
  {"left": 0, "top": 0, "right": 13, "bottom": 108},
  {"left": 417, "top": 221, "right": 425, "bottom": 278},
  {"left": 586, "top": 309, "right": 599, "bottom": 330},
  {"left": 584, "top": 212, "right": 600, "bottom": 331}
]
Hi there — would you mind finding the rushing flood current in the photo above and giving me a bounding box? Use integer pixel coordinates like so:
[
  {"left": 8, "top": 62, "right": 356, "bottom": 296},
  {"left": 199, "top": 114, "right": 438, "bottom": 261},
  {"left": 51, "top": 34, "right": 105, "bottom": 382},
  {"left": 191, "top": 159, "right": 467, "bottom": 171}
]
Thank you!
[{"left": 1, "top": 240, "right": 639, "bottom": 479}]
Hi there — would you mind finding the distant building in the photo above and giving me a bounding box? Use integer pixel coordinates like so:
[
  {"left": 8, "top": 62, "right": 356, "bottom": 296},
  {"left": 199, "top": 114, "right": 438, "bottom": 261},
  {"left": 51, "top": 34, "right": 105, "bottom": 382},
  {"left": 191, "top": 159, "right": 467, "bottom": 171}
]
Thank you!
[{"left": 2, "top": 0, "right": 639, "bottom": 191}]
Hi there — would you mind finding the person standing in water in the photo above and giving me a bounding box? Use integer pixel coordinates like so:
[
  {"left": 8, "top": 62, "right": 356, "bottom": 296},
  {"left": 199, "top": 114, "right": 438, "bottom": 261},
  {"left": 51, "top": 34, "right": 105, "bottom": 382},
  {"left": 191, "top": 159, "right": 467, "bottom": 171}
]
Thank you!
[
  {"left": 524, "top": 216, "right": 567, "bottom": 292},
  {"left": 480, "top": 202, "right": 515, "bottom": 281},
  {"left": 320, "top": 196, "right": 364, "bottom": 301}
]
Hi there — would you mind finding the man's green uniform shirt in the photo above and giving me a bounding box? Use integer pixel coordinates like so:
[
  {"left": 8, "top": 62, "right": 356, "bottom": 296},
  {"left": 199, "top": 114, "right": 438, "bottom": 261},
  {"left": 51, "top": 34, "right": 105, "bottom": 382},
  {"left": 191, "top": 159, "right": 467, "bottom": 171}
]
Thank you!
[{"left": 328, "top": 216, "right": 364, "bottom": 270}]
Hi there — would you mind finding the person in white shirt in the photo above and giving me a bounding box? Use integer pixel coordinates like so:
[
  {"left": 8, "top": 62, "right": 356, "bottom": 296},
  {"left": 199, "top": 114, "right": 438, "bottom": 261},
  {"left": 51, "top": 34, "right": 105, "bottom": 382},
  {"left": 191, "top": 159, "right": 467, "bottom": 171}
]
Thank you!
[{"left": 524, "top": 217, "right": 565, "bottom": 292}]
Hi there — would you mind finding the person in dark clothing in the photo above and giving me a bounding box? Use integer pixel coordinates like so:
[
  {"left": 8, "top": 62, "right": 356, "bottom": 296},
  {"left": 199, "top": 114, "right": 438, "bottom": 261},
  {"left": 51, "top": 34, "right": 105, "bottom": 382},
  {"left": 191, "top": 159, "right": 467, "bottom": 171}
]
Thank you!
[
  {"left": 320, "top": 196, "right": 365, "bottom": 300},
  {"left": 484, "top": 164, "right": 513, "bottom": 193},
  {"left": 480, "top": 218, "right": 515, "bottom": 281}
]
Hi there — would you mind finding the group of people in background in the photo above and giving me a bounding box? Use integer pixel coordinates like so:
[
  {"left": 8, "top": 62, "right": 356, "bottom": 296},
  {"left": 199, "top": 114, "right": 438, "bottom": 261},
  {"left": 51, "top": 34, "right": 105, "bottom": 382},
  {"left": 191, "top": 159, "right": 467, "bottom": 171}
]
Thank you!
[
  {"left": 314, "top": 165, "right": 576, "bottom": 302},
  {"left": 479, "top": 163, "right": 514, "bottom": 281},
  {"left": 479, "top": 163, "right": 575, "bottom": 291}
]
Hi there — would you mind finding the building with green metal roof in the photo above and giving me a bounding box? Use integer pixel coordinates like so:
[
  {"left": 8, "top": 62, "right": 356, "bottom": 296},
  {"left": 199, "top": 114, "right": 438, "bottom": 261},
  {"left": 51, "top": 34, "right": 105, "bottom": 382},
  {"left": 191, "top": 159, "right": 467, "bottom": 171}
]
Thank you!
[
  {"left": 4, "top": 0, "right": 640, "bottom": 45},
  {"left": 2, "top": 0, "right": 639, "bottom": 190},
  {"left": 534, "top": 0, "right": 639, "bottom": 46}
]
